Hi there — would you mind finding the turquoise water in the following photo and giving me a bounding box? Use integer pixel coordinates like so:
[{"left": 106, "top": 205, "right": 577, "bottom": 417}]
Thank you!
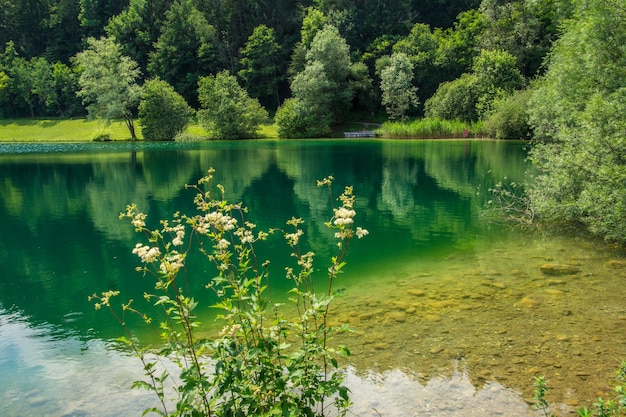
[{"left": 1, "top": 139, "right": 624, "bottom": 416}]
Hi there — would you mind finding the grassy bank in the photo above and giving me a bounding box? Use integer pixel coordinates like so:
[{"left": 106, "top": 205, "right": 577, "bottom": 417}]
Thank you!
[
  {"left": 1, "top": 117, "right": 484, "bottom": 142},
  {"left": 0, "top": 118, "right": 280, "bottom": 142},
  {"left": 377, "top": 117, "right": 483, "bottom": 138},
  {"left": 0, "top": 118, "right": 141, "bottom": 142}
]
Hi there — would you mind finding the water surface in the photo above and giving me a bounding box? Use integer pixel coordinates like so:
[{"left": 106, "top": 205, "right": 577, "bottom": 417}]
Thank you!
[{"left": 1, "top": 139, "right": 624, "bottom": 416}]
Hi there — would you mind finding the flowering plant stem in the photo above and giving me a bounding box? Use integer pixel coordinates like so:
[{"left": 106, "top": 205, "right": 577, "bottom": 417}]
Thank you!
[{"left": 89, "top": 169, "right": 368, "bottom": 417}]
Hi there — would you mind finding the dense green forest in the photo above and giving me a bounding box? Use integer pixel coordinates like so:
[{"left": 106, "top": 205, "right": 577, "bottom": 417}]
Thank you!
[
  {"left": 2, "top": 0, "right": 626, "bottom": 242},
  {"left": 0, "top": 0, "right": 564, "bottom": 121}
]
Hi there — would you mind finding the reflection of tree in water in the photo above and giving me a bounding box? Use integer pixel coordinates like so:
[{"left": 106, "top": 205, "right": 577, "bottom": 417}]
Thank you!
[
  {"left": 379, "top": 158, "right": 420, "bottom": 220},
  {"left": 0, "top": 141, "right": 529, "bottom": 344},
  {"left": 377, "top": 140, "right": 527, "bottom": 247},
  {"left": 0, "top": 177, "right": 24, "bottom": 217},
  {"left": 141, "top": 150, "right": 197, "bottom": 201},
  {"left": 86, "top": 158, "right": 150, "bottom": 242},
  {"left": 196, "top": 146, "right": 275, "bottom": 201},
  {"left": 3, "top": 163, "right": 87, "bottom": 224},
  {"left": 276, "top": 142, "right": 382, "bottom": 264},
  {"left": 0, "top": 161, "right": 136, "bottom": 335}
]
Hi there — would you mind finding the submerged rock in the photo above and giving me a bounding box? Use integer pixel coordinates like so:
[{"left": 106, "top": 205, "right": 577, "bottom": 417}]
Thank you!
[
  {"left": 515, "top": 294, "right": 544, "bottom": 308},
  {"left": 605, "top": 260, "right": 626, "bottom": 269},
  {"left": 429, "top": 346, "right": 444, "bottom": 354},
  {"left": 385, "top": 311, "right": 407, "bottom": 322},
  {"left": 539, "top": 263, "right": 580, "bottom": 276}
]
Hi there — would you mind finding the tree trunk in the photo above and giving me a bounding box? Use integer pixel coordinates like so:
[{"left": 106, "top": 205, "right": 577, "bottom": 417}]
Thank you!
[{"left": 125, "top": 117, "right": 137, "bottom": 141}]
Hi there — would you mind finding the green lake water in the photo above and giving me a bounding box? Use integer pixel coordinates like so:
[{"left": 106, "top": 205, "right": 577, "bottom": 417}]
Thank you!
[{"left": 1, "top": 139, "right": 625, "bottom": 416}]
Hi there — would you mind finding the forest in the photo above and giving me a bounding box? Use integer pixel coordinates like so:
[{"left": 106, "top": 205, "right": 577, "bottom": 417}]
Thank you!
[
  {"left": 1, "top": 0, "right": 626, "bottom": 243},
  {"left": 0, "top": 0, "right": 562, "bottom": 123}
]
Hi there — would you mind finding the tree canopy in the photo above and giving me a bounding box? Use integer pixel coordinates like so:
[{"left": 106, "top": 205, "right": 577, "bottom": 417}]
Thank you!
[
  {"left": 138, "top": 78, "right": 194, "bottom": 141},
  {"left": 73, "top": 36, "right": 142, "bottom": 140},
  {"left": 198, "top": 70, "right": 268, "bottom": 139},
  {"left": 527, "top": 0, "right": 626, "bottom": 242},
  {"left": 1, "top": 0, "right": 575, "bottom": 124}
]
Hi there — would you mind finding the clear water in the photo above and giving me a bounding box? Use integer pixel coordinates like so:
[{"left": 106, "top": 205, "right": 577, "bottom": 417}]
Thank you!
[{"left": 0, "top": 139, "right": 624, "bottom": 416}]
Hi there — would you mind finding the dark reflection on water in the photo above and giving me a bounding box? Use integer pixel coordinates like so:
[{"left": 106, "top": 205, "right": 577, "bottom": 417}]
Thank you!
[
  {"left": 0, "top": 139, "right": 566, "bottom": 416},
  {"left": 0, "top": 140, "right": 524, "bottom": 334}
]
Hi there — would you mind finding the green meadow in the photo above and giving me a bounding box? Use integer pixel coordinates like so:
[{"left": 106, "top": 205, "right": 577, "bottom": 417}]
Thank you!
[{"left": 0, "top": 118, "right": 280, "bottom": 142}]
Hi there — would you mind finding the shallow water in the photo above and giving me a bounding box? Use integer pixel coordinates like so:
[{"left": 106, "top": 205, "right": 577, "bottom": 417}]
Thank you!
[
  {"left": 0, "top": 139, "right": 624, "bottom": 416},
  {"left": 333, "top": 233, "right": 626, "bottom": 414}
]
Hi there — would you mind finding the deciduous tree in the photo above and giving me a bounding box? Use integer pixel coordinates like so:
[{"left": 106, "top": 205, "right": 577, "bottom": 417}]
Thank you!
[
  {"left": 527, "top": 0, "right": 626, "bottom": 242},
  {"left": 238, "top": 24, "right": 283, "bottom": 111},
  {"left": 379, "top": 52, "right": 419, "bottom": 120},
  {"left": 138, "top": 78, "right": 194, "bottom": 141},
  {"left": 73, "top": 36, "right": 142, "bottom": 140},
  {"left": 198, "top": 70, "right": 268, "bottom": 139},
  {"left": 148, "top": 0, "right": 218, "bottom": 106}
]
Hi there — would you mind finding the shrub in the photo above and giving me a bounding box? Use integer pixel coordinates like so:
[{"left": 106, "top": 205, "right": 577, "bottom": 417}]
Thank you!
[
  {"left": 198, "top": 71, "right": 268, "bottom": 139},
  {"left": 424, "top": 73, "right": 480, "bottom": 122},
  {"left": 275, "top": 97, "right": 332, "bottom": 138},
  {"left": 89, "top": 170, "right": 368, "bottom": 416},
  {"left": 482, "top": 89, "right": 533, "bottom": 139},
  {"left": 533, "top": 362, "right": 626, "bottom": 417},
  {"left": 92, "top": 131, "right": 112, "bottom": 142},
  {"left": 138, "top": 78, "right": 195, "bottom": 141}
]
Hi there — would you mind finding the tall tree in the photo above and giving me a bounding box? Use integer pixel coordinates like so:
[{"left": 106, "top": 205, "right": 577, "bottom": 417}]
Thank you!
[
  {"left": 393, "top": 23, "right": 438, "bottom": 106},
  {"left": 472, "top": 48, "right": 525, "bottom": 115},
  {"left": 288, "top": 6, "right": 329, "bottom": 78},
  {"left": 433, "top": 10, "right": 487, "bottom": 83},
  {"left": 46, "top": 0, "right": 83, "bottom": 62},
  {"left": 79, "top": 0, "right": 129, "bottom": 39},
  {"left": 106, "top": 0, "right": 172, "bottom": 71},
  {"left": 5, "top": 55, "right": 37, "bottom": 117},
  {"left": 148, "top": 0, "right": 217, "bottom": 106},
  {"left": 238, "top": 24, "right": 283, "bottom": 111},
  {"left": 424, "top": 48, "right": 524, "bottom": 121},
  {"left": 527, "top": 0, "right": 626, "bottom": 242},
  {"left": 353, "top": 0, "right": 411, "bottom": 49},
  {"left": 477, "top": 0, "right": 574, "bottom": 77},
  {"left": 304, "top": 24, "right": 353, "bottom": 121},
  {"left": 277, "top": 24, "right": 353, "bottom": 138},
  {"left": 0, "top": 0, "right": 17, "bottom": 51},
  {"left": 73, "top": 36, "right": 142, "bottom": 140},
  {"left": 380, "top": 52, "right": 419, "bottom": 120}
]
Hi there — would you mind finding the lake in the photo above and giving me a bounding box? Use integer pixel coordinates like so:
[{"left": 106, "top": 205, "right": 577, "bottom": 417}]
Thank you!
[{"left": 1, "top": 139, "right": 625, "bottom": 417}]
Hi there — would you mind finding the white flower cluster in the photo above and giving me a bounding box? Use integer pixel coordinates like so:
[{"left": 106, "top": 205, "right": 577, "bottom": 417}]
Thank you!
[
  {"left": 333, "top": 207, "right": 356, "bottom": 226},
  {"left": 132, "top": 243, "right": 161, "bottom": 263},
  {"left": 285, "top": 229, "right": 304, "bottom": 246},
  {"left": 217, "top": 239, "right": 230, "bottom": 251},
  {"left": 297, "top": 251, "right": 315, "bottom": 271},
  {"left": 159, "top": 251, "right": 185, "bottom": 275},
  {"left": 121, "top": 205, "right": 147, "bottom": 230},
  {"left": 234, "top": 221, "right": 259, "bottom": 244},
  {"left": 208, "top": 211, "right": 238, "bottom": 232},
  {"left": 166, "top": 223, "right": 185, "bottom": 246},
  {"left": 331, "top": 186, "right": 369, "bottom": 242},
  {"left": 131, "top": 212, "right": 147, "bottom": 229}
]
